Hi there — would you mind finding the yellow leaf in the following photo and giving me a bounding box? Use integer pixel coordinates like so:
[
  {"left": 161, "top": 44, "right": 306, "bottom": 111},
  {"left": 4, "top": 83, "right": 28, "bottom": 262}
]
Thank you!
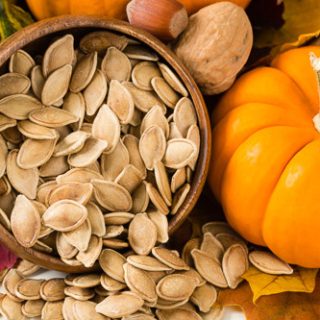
[
  {"left": 255, "top": 0, "right": 320, "bottom": 54},
  {"left": 242, "top": 266, "right": 318, "bottom": 303}
]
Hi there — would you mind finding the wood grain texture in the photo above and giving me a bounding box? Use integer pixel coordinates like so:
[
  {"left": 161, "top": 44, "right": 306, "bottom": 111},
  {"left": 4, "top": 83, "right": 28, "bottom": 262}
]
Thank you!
[{"left": 0, "top": 15, "right": 211, "bottom": 273}]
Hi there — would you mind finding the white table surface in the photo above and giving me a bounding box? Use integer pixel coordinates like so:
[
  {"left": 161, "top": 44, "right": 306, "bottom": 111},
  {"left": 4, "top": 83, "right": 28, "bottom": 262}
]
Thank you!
[{"left": 0, "top": 269, "right": 246, "bottom": 319}]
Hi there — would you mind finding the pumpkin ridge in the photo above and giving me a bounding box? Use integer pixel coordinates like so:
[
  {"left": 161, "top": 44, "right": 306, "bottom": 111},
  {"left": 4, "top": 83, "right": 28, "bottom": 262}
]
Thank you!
[
  {"left": 221, "top": 126, "right": 316, "bottom": 245},
  {"left": 262, "top": 139, "right": 320, "bottom": 267}
]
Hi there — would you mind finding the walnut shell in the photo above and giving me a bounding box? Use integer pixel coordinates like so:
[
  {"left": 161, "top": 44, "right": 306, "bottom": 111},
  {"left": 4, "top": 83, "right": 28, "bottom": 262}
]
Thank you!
[{"left": 173, "top": 2, "right": 253, "bottom": 95}]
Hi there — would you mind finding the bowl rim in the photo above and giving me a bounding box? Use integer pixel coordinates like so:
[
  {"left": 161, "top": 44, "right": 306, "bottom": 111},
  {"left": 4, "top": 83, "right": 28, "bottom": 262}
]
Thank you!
[{"left": 0, "top": 15, "right": 212, "bottom": 273}]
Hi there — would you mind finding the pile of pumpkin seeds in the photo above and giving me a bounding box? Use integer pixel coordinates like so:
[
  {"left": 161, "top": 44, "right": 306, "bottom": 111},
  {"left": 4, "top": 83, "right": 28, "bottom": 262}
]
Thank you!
[
  {"left": 0, "top": 221, "right": 294, "bottom": 320},
  {"left": 0, "top": 31, "right": 200, "bottom": 268}
]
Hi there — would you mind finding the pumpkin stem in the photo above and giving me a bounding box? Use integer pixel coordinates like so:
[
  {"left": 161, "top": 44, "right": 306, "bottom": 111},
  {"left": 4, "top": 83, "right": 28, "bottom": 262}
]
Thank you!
[{"left": 310, "top": 52, "right": 320, "bottom": 132}]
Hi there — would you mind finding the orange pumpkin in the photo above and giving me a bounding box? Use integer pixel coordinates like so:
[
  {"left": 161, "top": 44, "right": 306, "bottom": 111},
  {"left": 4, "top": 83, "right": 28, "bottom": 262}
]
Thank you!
[
  {"left": 26, "top": 0, "right": 129, "bottom": 20},
  {"left": 178, "top": 0, "right": 251, "bottom": 14},
  {"left": 209, "top": 46, "right": 320, "bottom": 267}
]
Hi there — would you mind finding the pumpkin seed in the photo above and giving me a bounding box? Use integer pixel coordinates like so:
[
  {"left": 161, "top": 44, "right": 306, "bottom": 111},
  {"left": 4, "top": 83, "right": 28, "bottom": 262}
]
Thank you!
[
  {"left": 68, "top": 138, "right": 108, "bottom": 167},
  {"left": 107, "top": 80, "right": 135, "bottom": 124},
  {"left": 146, "top": 182, "right": 169, "bottom": 215},
  {"left": 168, "top": 122, "right": 183, "bottom": 140},
  {"left": 11, "top": 195, "right": 41, "bottom": 248},
  {"left": 115, "top": 164, "right": 143, "bottom": 193},
  {"left": 0, "top": 72, "right": 30, "bottom": 99},
  {"left": 139, "top": 126, "right": 166, "bottom": 170},
  {"left": 101, "top": 139, "right": 130, "bottom": 181},
  {"left": 41, "top": 301, "right": 64, "bottom": 320},
  {"left": 70, "top": 52, "right": 97, "bottom": 93},
  {"left": 152, "top": 247, "right": 190, "bottom": 271},
  {"left": 158, "top": 62, "right": 188, "bottom": 97},
  {"left": 200, "top": 232, "right": 224, "bottom": 262},
  {"left": 76, "top": 235, "right": 102, "bottom": 268},
  {"left": 96, "top": 291, "right": 144, "bottom": 318},
  {"left": 171, "top": 183, "right": 191, "bottom": 215},
  {"left": 127, "top": 255, "right": 172, "bottom": 272},
  {"left": 164, "top": 139, "right": 197, "bottom": 169},
  {"left": 124, "top": 45, "right": 158, "bottom": 61},
  {"left": 36, "top": 180, "right": 57, "bottom": 205},
  {"left": 123, "top": 81, "right": 165, "bottom": 112},
  {"left": 42, "top": 64, "right": 72, "bottom": 106},
  {"left": 9, "top": 49, "right": 35, "bottom": 76},
  {"left": 155, "top": 298, "right": 189, "bottom": 310},
  {"left": 73, "top": 300, "right": 106, "bottom": 320},
  {"left": 103, "top": 238, "right": 129, "bottom": 249},
  {"left": 0, "top": 135, "right": 7, "bottom": 178},
  {"left": 191, "top": 249, "right": 228, "bottom": 288},
  {"left": 132, "top": 61, "right": 161, "bottom": 91},
  {"left": 42, "top": 199, "right": 88, "bottom": 232},
  {"left": 72, "top": 274, "right": 101, "bottom": 288},
  {"left": 154, "top": 161, "right": 172, "bottom": 206},
  {"left": 99, "top": 249, "right": 126, "bottom": 283},
  {"left": 92, "top": 104, "right": 120, "bottom": 153},
  {"left": 31, "top": 65, "right": 45, "bottom": 98},
  {"left": 178, "top": 268, "right": 205, "bottom": 287},
  {"left": 123, "top": 134, "right": 146, "bottom": 177},
  {"left": 171, "top": 167, "right": 186, "bottom": 193},
  {"left": 103, "top": 225, "right": 124, "bottom": 239},
  {"left": 132, "top": 182, "right": 149, "bottom": 213},
  {"left": 3, "top": 269, "right": 24, "bottom": 302},
  {"left": 222, "top": 244, "right": 248, "bottom": 289},
  {"left": 0, "top": 94, "right": 42, "bottom": 120},
  {"left": 190, "top": 284, "right": 217, "bottom": 313},
  {"left": 186, "top": 124, "right": 200, "bottom": 170},
  {"left": 157, "top": 274, "right": 196, "bottom": 301},
  {"left": 148, "top": 209, "right": 169, "bottom": 244},
  {"left": 22, "top": 299, "right": 45, "bottom": 318},
  {"left": 40, "top": 279, "right": 66, "bottom": 302},
  {"left": 14, "top": 279, "right": 43, "bottom": 300},
  {"left": 92, "top": 179, "right": 132, "bottom": 211},
  {"left": 83, "top": 70, "right": 107, "bottom": 116},
  {"left": 124, "top": 263, "right": 157, "bottom": 303},
  {"left": 33, "top": 240, "right": 53, "bottom": 253},
  {"left": 17, "top": 120, "right": 57, "bottom": 140},
  {"left": 104, "top": 212, "right": 134, "bottom": 225},
  {"left": 215, "top": 233, "right": 248, "bottom": 253},
  {"left": 140, "top": 105, "right": 169, "bottom": 138},
  {"left": 151, "top": 77, "right": 180, "bottom": 108},
  {"left": 248, "top": 250, "right": 293, "bottom": 275},
  {"left": 128, "top": 213, "right": 157, "bottom": 255},
  {"left": 202, "top": 221, "right": 237, "bottom": 237},
  {"left": 1, "top": 295, "right": 25, "bottom": 320},
  {"left": 39, "top": 156, "right": 69, "bottom": 178},
  {"left": 63, "top": 92, "right": 86, "bottom": 131},
  {"left": 29, "top": 107, "right": 79, "bottom": 127},
  {"left": 80, "top": 31, "right": 129, "bottom": 55},
  {"left": 102, "top": 47, "right": 132, "bottom": 82},
  {"left": 100, "top": 273, "right": 127, "bottom": 292},
  {"left": 56, "top": 232, "right": 78, "bottom": 260},
  {"left": 61, "top": 258, "right": 83, "bottom": 267},
  {"left": 17, "top": 138, "right": 57, "bottom": 169},
  {"left": 62, "top": 218, "right": 91, "bottom": 252},
  {"left": 156, "top": 308, "right": 202, "bottom": 320},
  {"left": 62, "top": 297, "right": 76, "bottom": 320},
  {"left": 42, "top": 34, "right": 74, "bottom": 77},
  {"left": 64, "top": 286, "right": 94, "bottom": 301},
  {"left": 123, "top": 314, "right": 156, "bottom": 320},
  {"left": 86, "top": 202, "right": 106, "bottom": 237},
  {"left": 56, "top": 167, "right": 103, "bottom": 184},
  {"left": 16, "top": 260, "right": 40, "bottom": 277},
  {"left": 0, "top": 114, "right": 16, "bottom": 132}
]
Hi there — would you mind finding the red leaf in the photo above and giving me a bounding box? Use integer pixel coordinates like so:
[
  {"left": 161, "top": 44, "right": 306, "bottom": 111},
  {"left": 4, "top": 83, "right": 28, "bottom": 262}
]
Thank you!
[{"left": 0, "top": 243, "right": 17, "bottom": 270}]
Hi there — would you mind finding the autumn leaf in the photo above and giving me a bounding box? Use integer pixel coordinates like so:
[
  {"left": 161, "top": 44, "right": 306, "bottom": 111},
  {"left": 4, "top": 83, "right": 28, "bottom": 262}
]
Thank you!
[
  {"left": 0, "top": 243, "right": 17, "bottom": 270},
  {"left": 242, "top": 266, "right": 318, "bottom": 303},
  {"left": 255, "top": 0, "right": 320, "bottom": 54},
  {"left": 218, "top": 275, "right": 320, "bottom": 320}
]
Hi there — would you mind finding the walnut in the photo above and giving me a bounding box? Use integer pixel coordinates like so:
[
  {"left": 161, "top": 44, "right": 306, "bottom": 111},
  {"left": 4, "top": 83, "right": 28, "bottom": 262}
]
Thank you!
[{"left": 173, "top": 2, "right": 253, "bottom": 95}]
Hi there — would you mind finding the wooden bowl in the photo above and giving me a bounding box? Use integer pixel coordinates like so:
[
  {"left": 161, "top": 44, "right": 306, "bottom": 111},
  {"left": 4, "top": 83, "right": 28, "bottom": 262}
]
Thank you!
[{"left": 0, "top": 16, "right": 211, "bottom": 273}]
